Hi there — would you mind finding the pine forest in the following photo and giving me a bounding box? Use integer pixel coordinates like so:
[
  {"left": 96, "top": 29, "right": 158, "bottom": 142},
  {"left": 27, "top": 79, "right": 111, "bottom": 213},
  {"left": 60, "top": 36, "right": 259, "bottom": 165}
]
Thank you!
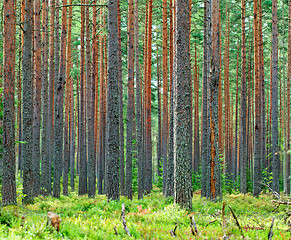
[{"left": 1, "top": 0, "right": 291, "bottom": 238}]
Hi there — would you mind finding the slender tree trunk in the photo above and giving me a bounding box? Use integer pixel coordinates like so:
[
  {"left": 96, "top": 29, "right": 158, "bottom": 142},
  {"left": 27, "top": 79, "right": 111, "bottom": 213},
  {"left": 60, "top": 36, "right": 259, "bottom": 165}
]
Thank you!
[
  {"left": 134, "top": 0, "right": 143, "bottom": 199},
  {"left": 79, "top": 0, "right": 87, "bottom": 195},
  {"left": 162, "top": 0, "right": 168, "bottom": 195},
  {"left": 32, "top": 0, "right": 42, "bottom": 196},
  {"left": 224, "top": 9, "right": 231, "bottom": 182},
  {"left": 201, "top": 0, "right": 210, "bottom": 198},
  {"left": 2, "top": 0, "right": 17, "bottom": 206},
  {"left": 145, "top": 0, "right": 153, "bottom": 194},
  {"left": 259, "top": 0, "right": 266, "bottom": 171},
  {"left": 166, "top": 0, "right": 174, "bottom": 198},
  {"left": 218, "top": 9, "right": 223, "bottom": 158},
  {"left": 117, "top": 0, "right": 125, "bottom": 196},
  {"left": 157, "top": 55, "right": 162, "bottom": 187},
  {"left": 47, "top": 0, "right": 55, "bottom": 195},
  {"left": 193, "top": 42, "right": 200, "bottom": 173},
  {"left": 98, "top": 34, "right": 105, "bottom": 194},
  {"left": 126, "top": 0, "right": 135, "bottom": 200},
  {"left": 234, "top": 42, "right": 240, "bottom": 181},
  {"left": 40, "top": 0, "right": 50, "bottom": 196},
  {"left": 22, "top": 0, "right": 34, "bottom": 204},
  {"left": 209, "top": 0, "right": 221, "bottom": 200},
  {"left": 240, "top": 0, "right": 247, "bottom": 193},
  {"left": 53, "top": 0, "right": 67, "bottom": 198},
  {"left": 86, "top": 0, "right": 95, "bottom": 198},
  {"left": 253, "top": 0, "right": 262, "bottom": 196},
  {"left": 271, "top": 0, "right": 279, "bottom": 194},
  {"left": 64, "top": 0, "right": 73, "bottom": 196},
  {"left": 67, "top": 0, "right": 75, "bottom": 192},
  {"left": 106, "top": 0, "right": 120, "bottom": 200}
]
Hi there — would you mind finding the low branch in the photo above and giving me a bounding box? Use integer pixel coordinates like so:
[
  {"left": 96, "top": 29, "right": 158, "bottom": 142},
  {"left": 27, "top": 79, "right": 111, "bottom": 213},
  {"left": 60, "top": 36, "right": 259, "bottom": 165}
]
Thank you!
[
  {"left": 268, "top": 217, "right": 275, "bottom": 240},
  {"left": 121, "top": 203, "right": 131, "bottom": 237},
  {"left": 229, "top": 206, "right": 244, "bottom": 238}
]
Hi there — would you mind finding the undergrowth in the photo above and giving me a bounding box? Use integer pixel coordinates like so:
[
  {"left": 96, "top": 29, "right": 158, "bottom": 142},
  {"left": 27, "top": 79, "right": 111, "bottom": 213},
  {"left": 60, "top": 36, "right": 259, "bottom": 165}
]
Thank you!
[{"left": 0, "top": 187, "right": 290, "bottom": 239}]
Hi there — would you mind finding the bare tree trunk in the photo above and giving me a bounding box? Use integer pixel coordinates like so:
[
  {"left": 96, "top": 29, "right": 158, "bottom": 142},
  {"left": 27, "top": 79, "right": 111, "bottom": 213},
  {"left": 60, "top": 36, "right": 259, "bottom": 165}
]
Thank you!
[{"left": 2, "top": 0, "right": 17, "bottom": 206}]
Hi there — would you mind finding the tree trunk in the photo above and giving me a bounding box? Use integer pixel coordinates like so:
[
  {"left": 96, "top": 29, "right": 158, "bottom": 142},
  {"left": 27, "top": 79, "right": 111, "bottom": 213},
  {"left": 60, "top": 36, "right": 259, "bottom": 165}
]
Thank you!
[
  {"left": 117, "top": 0, "right": 125, "bottom": 196},
  {"left": 157, "top": 55, "right": 162, "bottom": 187},
  {"left": 209, "top": 0, "right": 221, "bottom": 200},
  {"left": 2, "top": 0, "right": 17, "bottom": 206},
  {"left": 79, "top": 0, "right": 87, "bottom": 195},
  {"left": 47, "top": 0, "right": 55, "bottom": 195},
  {"left": 240, "top": 0, "right": 247, "bottom": 193},
  {"left": 174, "top": 0, "right": 193, "bottom": 209},
  {"left": 271, "top": 0, "right": 279, "bottom": 194},
  {"left": 134, "top": 0, "right": 143, "bottom": 199},
  {"left": 40, "top": 0, "right": 50, "bottom": 196},
  {"left": 106, "top": 0, "right": 120, "bottom": 200},
  {"left": 166, "top": 0, "right": 174, "bottom": 198},
  {"left": 253, "top": 0, "right": 262, "bottom": 196},
  {"left": 162, "top": 0, "right": 168, "bottom": 195},
  {"left": 126, "top": 0, "right": 135, "bottom": 200},
  {"left": 145, "top": 0, "right": 153, "bottom": 194},
  {"left": 22, "top": 0, "right": 34, "bottom": 204},
  {"left": 32, "top": 0, "right": 42, "bottom": 197},
  {"left": 53, "top": 0, "right": 66, "bottom": 198}
]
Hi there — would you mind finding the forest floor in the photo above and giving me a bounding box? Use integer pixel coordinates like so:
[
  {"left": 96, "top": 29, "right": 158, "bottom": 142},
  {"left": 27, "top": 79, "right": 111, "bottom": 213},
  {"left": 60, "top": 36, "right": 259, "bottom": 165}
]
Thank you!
[{"left": 0, "top": 186, "right": 291, "bottom": 239}]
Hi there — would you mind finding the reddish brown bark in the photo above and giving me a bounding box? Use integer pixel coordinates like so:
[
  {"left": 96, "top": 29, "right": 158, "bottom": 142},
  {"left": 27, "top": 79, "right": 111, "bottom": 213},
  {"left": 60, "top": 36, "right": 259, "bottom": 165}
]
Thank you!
[{"left": 145, "top": 0, "right": 153, "bottom": 193}]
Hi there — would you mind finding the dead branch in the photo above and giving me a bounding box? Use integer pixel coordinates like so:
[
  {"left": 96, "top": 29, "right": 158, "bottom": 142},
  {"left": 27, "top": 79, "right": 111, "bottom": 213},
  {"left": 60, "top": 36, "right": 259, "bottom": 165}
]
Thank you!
[
  {"left": 114, "top": 225, "right": 118, "bottom": 236},
  {"left": 260, "top": 181, "right": 281, "bottom": 200},
  {"left": 271, "top": 200, "right": 291, "bottom": 205},
  {"left": 268, "top": 217, "right": 275, "bottom": 240},
  {"left": 205, "top": 219, "right": 219, "bottom": 227},
  {"left": 170, "top": 225, "right": 178, "bottom": 237},
  {"left": 121, "top": 203, "right": 131, "bottom": 237},
  {"left": 229, "top": 206, "right": 244, "bottom": 238},
  {"left": 190, "top": 216, "right": 198, "bottom": 235}
]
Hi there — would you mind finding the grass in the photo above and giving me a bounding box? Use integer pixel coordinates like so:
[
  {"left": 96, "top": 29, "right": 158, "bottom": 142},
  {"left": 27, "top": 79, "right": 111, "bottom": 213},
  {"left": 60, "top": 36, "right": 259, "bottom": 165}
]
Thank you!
[{"left": 0, "top": 187, "right": 290, "bottom": 239}]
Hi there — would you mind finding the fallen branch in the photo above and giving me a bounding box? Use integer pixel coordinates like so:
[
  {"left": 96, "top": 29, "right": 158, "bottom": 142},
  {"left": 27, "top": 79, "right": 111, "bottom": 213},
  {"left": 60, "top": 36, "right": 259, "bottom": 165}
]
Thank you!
[
  {"left": 260, "top": 181, "right": 280, "bottom": 200},
  {"left": 205, "top": 219, "right": 219, "bottom": 227},
  {"left": 271, "top": 200, "right": 291, "bottom": 205},
  {"left": 268, "top": 217, "right": 275, "bottom": 240},
  {"left": 170, "top": 225, "right": 178, "bottom": 237},
  {"left": 190, "top": 216, "right": 198, "bottom": 235},
  {"left": 114, "top": 225, "right": 118, "bottom": 236},
  {"left": 229, "top": 206, "right": 244, "bottom": 238},
  {"left": 121, "top": 203, "right": 131, "bottom": 237}
]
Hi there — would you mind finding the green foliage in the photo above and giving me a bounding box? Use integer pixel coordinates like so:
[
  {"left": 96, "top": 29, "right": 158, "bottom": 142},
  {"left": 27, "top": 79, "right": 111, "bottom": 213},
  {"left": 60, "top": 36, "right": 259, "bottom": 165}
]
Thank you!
[{"left": 0, "top": 187, "right": 290, "bottom": 239}]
